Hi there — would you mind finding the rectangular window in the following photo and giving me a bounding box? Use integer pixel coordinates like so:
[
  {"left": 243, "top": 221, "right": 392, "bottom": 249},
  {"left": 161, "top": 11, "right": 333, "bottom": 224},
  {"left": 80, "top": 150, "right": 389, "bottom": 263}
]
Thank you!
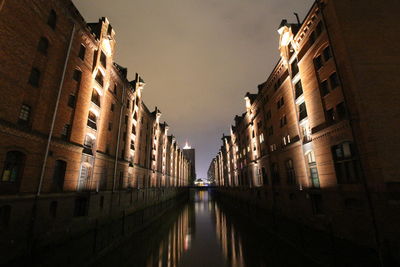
[
  {"left": 332, "top": 142, "right": 360, "bottom": 184},
  {"left": 73, "top": 69, "right": 82, "bottom": 82},
  {"left": 95, "top": 71, "right": 103, "bottom": 87},
  {"left": 298, "top": 102, "right": 308, "bottom": 121},
  {"left": 323, "top": 46, "right": 331, "bottom": 61},
  {"left": 321, "top": 80, "right": 329, "bottom": 96},
  {"left": 291, "top": 59, "right": 299, "bottom": 77},
  {"left": 329, "top": 72, "right": 340, "bottom": 89},
  {"left": 336, "top": 102, "right": 347, "bottom": 120},
  {"left": 68, "top": 95, "right": 76, "bottom": 108},
  {"left": 28, "top": 68, "right": 40, "bottom": 87},
  {"left": 61, "top": 124, "right": 70, "bottom": 140},
  {"left": 314, "top": 55, "right": 323, "bottom": 70},
  {"left": 326, "top": 108, "right": 335, "bottom": 122},
  {"left": 310, "top": 194, "right": 323, "bottom": 214},
  {"left": 100, "top": 51, "right": 107, "bottom": 68},
  {"left": 110, "top": 103, "right": 115, "bottom": 111},
  {"left": 295, "top": 81, "right": 303, "bottom": 99},
  {"left": 78, "top": 44, "right": 86, "bottom": 60},
  {"left": 108, "top": 122, "right": 112, "bottom": 131},
  {"left": 18, "top": 104, "right": 31, "bottom": 123}
]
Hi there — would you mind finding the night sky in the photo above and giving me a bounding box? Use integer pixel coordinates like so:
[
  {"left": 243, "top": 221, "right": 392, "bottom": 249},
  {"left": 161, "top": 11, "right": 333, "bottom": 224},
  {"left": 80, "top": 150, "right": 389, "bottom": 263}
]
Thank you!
[{"left": 72, "top": 0, "right": 313, "bottom": 178}]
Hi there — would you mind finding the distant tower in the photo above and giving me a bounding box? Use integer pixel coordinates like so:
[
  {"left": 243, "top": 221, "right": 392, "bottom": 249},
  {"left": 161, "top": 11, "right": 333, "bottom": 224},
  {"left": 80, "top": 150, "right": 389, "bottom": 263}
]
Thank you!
[{"left": 183, "top": 141, "right": 196, "bottom": 184}]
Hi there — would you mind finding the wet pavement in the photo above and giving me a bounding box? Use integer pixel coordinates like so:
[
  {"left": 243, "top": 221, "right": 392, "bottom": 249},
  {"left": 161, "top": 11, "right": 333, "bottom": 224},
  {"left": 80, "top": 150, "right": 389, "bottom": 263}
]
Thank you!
[{"left": 96, "top": 189, "right": 318, "bottom": 267}]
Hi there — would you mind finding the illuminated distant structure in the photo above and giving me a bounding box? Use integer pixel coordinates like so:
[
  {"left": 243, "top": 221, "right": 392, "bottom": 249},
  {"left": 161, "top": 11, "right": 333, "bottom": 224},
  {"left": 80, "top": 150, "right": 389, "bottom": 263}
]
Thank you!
[{"left": 183, "top": 141, "right": 196, "bottom": 184}]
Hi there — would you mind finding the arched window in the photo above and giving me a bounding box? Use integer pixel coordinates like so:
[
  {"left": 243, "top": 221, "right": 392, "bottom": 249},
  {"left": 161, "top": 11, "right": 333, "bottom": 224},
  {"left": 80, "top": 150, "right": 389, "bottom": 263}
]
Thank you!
[
  {"left": 1, "top": 151, "right": 25, "bottom": 183},
  {"left": 37, "top": 37, "right": 49, "bottom": 54},
  {"left": 47, "top": 9, "right": 57, "bottom": 29},
  {"left": 52, "top": 160, "right": 66, "bottom": 192},
  {"left": 306, "top": 151, "right": 320, "bottom": 188}
]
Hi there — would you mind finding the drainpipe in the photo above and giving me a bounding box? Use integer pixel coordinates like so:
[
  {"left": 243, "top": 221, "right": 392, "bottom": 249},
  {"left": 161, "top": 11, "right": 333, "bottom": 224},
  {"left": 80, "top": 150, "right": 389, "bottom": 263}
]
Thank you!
[
  {"left": 110, "top": 83, "right": 126, "bottom": 214},
  {"left": 315, "top": 0, "right": 384, "bottom": 265},
  {"left": 28, "top": 23, "right": 75, "bottom": 258},
  {"left": 113, "top": 84, "right": 126, "bottom": 191},
  {"left": 37, "top": 24, "right": 76, "bottom": 196}
]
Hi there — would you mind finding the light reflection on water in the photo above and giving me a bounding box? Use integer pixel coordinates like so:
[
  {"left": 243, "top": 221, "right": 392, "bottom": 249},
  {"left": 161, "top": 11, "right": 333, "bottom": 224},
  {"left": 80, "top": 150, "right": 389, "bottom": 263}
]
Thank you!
[{"left": 98, "top": 189, "right": 316, "bottom": 267}]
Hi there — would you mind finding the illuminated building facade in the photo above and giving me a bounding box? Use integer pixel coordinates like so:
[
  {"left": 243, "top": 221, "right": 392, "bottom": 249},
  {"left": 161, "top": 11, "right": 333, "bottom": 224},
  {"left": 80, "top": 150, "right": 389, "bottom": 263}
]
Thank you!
[
  {"left": 0, "top": 0, "right": 191, "bottom": 262},
  {"left": 209, "top": 0, "right": 400, "bottom": 262},
  {"left": 182, "top": 142, "right": 196, "bottom": 184}
]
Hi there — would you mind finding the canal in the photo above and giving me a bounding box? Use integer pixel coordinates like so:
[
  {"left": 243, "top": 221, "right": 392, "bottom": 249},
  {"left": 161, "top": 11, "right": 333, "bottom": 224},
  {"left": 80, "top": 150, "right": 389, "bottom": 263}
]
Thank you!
[{"left": 95, "top": 189, "right": 318, "bottom": 267}]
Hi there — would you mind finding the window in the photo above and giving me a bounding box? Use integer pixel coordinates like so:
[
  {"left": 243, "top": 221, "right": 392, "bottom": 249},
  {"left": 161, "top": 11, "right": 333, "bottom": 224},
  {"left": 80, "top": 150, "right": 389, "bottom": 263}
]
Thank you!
[
  {"left": 261, "top": 167, "right": 268, "bottom": 185},
  {"left": 326, "top": 108, "right": 335, "bottom": 122},
  {"left": 78, "top": 44, "right": 86, "bottom": 60},
  {"left": 306, "top": 151, "right": 320, "bottom": 188},
  {"left": 127, "top": 100, "right": 130, "bottom": 109},
  {"left": 332, "top": 142, "right": 360, "bottom": 184},
  {"left": 95, "top": 71, "right": 103, "bottom": 87},
  {"left": 285, "top": 159, "right": 296, "bottom": 184},
  {"left": 316, "top": 22, "right": 323, "bottom": 36},
  {"left": 132, "top": 125, "right": 136, "bottom": 135},
  {"left": 130, "top": 140, "right": 135, "bottom": 150},
  {"left": 1, "top": 151, "right": 25, "bottom": 183},
  {"left": 329, "top": 72, "right": 340, "bottom": 89},
  {"left": 110, "top": 103, "right": 115, "bottom": 111},
  {"left": 100, "top": 51, "right": 107, "bottom": 68},
  {"left": 298, "top": 102, "right": 308, "bottom": 121},
  {"left": 61, "top": 124, "right": 70, "bottom": 140},
  {"left": 259, "top": 133, "right": 264, "bottom": 143},
  {"left": 28, "top": 67, "right": 40, "bottom": 87},
  {"left": 271, "top": 163, "right": 280, "bottom": 185},
  {"left": 294, "top": 80, "right": 303, "bottom": 99},
  {"left": 277, "top": 97, "right": 284, "bottom": 109},
  {"left": 73, "top": 197, "right": 88, "bottom": 217},
  {"left": 113, "top": 83, "right": 117, "bottom": 94},
  {"left": 18, "top": 104, "right": 31, "bottom": 123},
  {"left": 268, "top": 126, "right": 273, "bottom": 136},
  {"left": 280, "top": 115, "right": 287, "bottom": 127},
  {"left": 37, "top": 37, "right": 49, "bottom": 54},
  {"left": 291, "top": 58, "right": 299, "bottom": 77},
  {"left": 336, "top": 102, "right": 347, "bottom": 120},
  {"left": 108, "top": 122, "right": 112, "bottom": 131},
  {"left": 91, "top": 89, "right": 100, "bottom": 107},
  {"left": 87, "top": 111, "right": 97, "bottom": 129},
  {"left": 314, "top": 55, "right": 323, "bottom": 70},
  {"left": 84, "top": 135, "right": 94, "bottom": 148},
  {"left": 49, "top": 201, "right": 57, "bottom": 218},
  {"left": 73, "top": 69, "right": 82, "bottom": 82},
  {"left": 52, "top": 160, "right": 66, "bottom": 192},
  {"left": 47, "top": 9, "right": 57, "bottom": 30},
  {"left": 266, "top": 110, "right": 271, "bottom": 120},
  {"left": 310, "top": 194, "right": 323, "bottom": 214},
  {"left": 0, "top": 205, "right": 11, "bottom": 229},
  {"left": 323, "top": 46, "right": 331, "bottom": 61},
  {"left": 68, "top": 95, "right": 76, "bottom": 108},
  {"left": 320, "top": 81, "right": 329, "bottom": 97},
  {"left": 125, "top": 115, "right": 128, "bottom": 124}
]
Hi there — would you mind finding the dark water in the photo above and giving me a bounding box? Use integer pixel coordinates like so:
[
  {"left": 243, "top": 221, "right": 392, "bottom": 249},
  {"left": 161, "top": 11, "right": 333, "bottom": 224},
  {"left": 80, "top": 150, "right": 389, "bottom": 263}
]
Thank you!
[{"left": 96, "top": 189, "right": 318, "bottom": 267}]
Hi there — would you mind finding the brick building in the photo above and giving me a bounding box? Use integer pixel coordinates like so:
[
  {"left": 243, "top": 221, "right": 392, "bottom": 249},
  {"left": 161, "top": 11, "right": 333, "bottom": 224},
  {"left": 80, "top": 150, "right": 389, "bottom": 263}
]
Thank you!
[
  {"left": 0, "top": 0, "right": 191, "bottom": 262},
  {"left": 209, "top": 0, "right": 400, "bottom": 263}
]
